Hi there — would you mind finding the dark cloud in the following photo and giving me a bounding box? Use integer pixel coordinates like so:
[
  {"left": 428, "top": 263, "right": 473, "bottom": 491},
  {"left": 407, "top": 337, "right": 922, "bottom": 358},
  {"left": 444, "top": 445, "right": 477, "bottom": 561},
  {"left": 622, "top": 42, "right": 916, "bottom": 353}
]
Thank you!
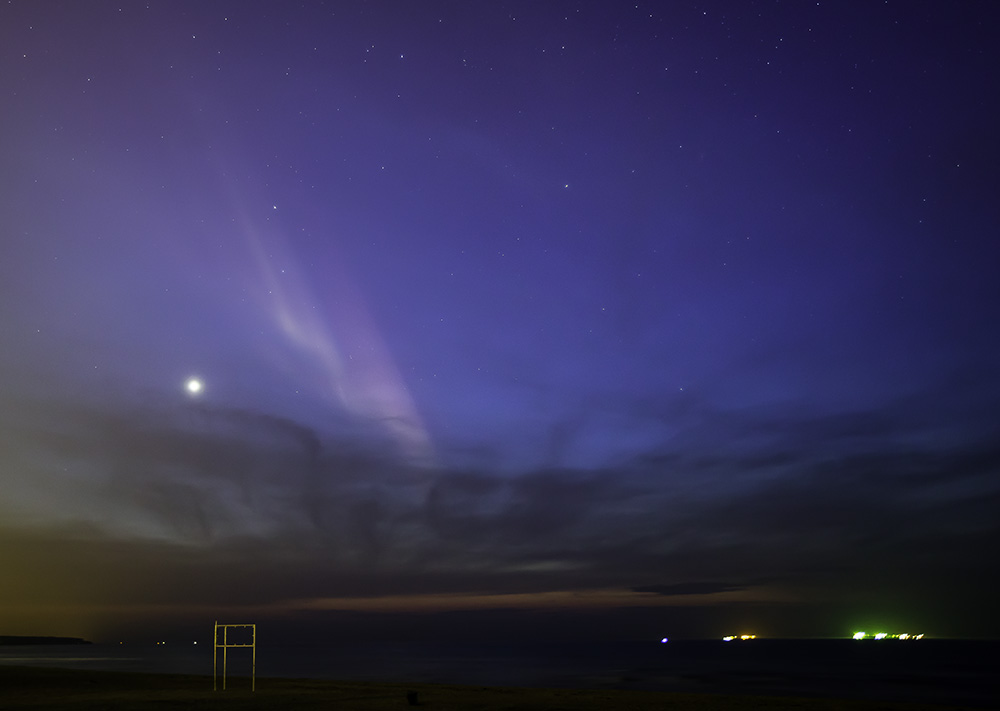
[{"left": 632, "top": 582, "right": 746, "bottom": 597}]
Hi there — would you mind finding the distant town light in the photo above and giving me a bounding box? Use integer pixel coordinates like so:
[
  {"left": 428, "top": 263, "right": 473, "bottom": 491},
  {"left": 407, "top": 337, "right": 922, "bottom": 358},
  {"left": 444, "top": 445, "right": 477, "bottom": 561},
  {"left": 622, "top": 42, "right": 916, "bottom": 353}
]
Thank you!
[{"left": 852, "top": 630, "right": 923, "bottom": 640}]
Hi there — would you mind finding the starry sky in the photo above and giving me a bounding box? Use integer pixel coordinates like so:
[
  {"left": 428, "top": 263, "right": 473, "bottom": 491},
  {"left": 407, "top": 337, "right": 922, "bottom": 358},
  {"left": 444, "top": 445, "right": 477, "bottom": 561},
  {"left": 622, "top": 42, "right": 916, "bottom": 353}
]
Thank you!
[{"left": 1, "top": 1, "right": 998, "bottom": 643}]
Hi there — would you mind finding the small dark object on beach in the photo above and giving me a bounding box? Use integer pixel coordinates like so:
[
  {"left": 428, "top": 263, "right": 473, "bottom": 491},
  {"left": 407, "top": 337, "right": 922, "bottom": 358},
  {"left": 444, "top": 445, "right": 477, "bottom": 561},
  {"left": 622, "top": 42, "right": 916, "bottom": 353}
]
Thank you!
[{"left": 406, "top": 690, "right": 419, "bottom": 705}]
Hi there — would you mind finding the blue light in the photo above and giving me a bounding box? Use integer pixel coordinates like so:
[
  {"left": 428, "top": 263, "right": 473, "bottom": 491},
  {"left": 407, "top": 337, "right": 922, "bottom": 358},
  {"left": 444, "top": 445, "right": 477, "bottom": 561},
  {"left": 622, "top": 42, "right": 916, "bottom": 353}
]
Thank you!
[{"left": 660, "top": 637, "right": 668, "bottom": 643}]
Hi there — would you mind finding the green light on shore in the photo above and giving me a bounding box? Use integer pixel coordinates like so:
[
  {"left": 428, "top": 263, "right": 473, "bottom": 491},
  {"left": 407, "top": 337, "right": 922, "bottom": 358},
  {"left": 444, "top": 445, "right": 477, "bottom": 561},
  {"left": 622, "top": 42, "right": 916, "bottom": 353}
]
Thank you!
[{"left": 852, "top": 631, "right": 923, "bottom": 640}]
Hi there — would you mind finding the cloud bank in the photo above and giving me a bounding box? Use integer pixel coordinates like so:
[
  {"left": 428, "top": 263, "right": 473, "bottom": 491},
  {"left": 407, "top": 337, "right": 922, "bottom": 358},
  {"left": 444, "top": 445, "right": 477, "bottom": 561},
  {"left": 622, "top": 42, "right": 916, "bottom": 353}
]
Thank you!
[{"left": 2, "top": 375, "right": 997, "bottom": 640}]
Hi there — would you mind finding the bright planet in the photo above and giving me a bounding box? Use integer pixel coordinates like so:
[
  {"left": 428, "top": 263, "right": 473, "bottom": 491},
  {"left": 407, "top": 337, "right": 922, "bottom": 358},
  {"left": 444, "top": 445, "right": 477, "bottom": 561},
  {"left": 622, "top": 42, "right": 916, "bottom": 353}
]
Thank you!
[{"left": 185, "top": 378, "right": 203, "bottom": 395}]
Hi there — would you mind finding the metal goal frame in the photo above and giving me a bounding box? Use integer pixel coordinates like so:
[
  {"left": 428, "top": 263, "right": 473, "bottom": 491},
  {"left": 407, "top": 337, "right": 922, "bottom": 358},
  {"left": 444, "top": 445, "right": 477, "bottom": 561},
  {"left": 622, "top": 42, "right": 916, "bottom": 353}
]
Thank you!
[{"left": 213, "top": 622, "right": 255, "bottom": 691}]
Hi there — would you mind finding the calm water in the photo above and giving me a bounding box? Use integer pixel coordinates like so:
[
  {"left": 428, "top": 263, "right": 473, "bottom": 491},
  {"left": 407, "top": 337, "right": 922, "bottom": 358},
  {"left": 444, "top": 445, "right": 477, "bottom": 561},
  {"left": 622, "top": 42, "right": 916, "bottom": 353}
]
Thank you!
[{"left": 0, "top": 639, "right": 996, "bottom": 707}]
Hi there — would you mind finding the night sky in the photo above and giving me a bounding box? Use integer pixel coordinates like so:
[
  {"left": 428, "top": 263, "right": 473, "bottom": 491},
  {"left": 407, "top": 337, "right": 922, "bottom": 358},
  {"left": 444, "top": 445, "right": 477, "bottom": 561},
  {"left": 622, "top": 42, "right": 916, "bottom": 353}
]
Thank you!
[{"left": 2, "top": 1, "right": 998, "bottom": 643}]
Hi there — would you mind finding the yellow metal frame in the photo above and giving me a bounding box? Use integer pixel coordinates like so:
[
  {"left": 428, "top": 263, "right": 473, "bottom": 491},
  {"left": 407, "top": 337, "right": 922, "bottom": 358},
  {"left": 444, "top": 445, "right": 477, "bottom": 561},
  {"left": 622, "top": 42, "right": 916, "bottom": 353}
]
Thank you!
[{"left": 213, "top": 621, "right": 255, "bottom": 691}]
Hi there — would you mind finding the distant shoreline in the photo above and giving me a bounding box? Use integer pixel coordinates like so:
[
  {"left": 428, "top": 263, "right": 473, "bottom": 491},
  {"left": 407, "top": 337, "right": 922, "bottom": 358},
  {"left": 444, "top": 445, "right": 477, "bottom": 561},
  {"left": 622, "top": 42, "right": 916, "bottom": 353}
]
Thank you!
[{"left": 0, "top": 636, "right": 92, "bottom": 646}]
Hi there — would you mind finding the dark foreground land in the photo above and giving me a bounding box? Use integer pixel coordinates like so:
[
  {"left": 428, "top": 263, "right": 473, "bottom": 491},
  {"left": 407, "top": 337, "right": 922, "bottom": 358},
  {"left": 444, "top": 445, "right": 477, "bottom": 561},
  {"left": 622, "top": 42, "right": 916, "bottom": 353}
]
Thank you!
[{"left": 0, "top": 665, "right": 972, "bottom": 711}]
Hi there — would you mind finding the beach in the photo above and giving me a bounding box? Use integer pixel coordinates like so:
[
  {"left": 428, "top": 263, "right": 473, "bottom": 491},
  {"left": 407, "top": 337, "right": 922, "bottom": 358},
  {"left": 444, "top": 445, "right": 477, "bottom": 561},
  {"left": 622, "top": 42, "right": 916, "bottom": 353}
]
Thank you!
[{"left": 0, "top": 664, "right": 975, "bottom": 711}]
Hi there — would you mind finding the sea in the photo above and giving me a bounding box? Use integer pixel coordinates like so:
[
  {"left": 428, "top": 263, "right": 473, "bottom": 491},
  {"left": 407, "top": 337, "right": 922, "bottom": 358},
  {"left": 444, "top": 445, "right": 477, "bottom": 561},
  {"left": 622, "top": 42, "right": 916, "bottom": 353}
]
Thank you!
[{"left": 0, "top": 639, "right": 996, "bottom": 707}]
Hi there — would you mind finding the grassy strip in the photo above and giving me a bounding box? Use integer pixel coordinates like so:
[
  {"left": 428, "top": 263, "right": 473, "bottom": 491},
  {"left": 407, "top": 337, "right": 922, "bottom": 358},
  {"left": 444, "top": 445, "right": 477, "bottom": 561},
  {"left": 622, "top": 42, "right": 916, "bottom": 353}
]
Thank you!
[{"left": 0, "top": 664, "right": 962, "bottom": 711}]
